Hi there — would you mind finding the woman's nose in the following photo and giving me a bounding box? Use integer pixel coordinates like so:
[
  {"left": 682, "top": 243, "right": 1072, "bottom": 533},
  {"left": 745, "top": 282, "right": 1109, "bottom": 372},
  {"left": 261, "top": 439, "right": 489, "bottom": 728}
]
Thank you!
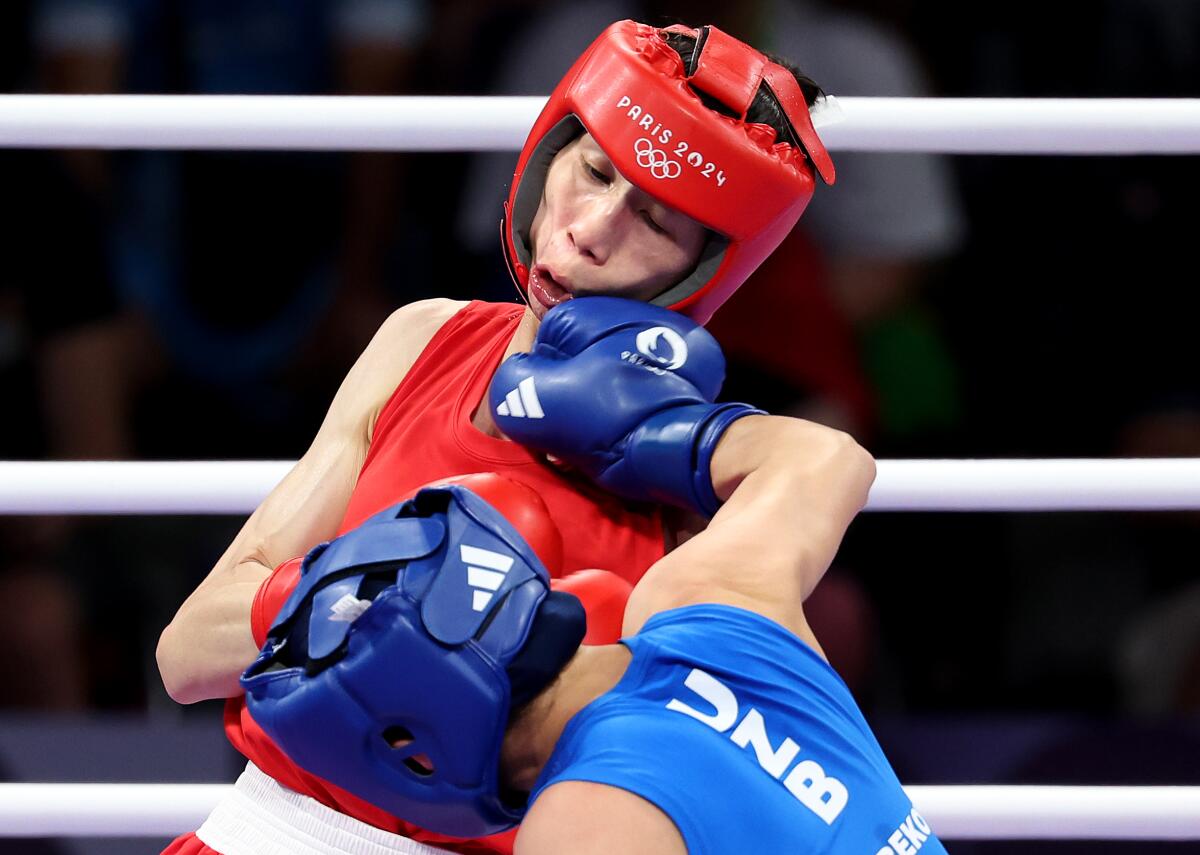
[{"left": 568, "top": 195, "right": 625, "bottom": 264}]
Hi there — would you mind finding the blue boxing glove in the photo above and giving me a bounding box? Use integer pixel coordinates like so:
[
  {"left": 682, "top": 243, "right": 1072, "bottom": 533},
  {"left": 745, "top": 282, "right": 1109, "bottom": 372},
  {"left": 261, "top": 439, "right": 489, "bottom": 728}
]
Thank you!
[{"left": 489, "top": 296, "right": 762, "bottom": 517}]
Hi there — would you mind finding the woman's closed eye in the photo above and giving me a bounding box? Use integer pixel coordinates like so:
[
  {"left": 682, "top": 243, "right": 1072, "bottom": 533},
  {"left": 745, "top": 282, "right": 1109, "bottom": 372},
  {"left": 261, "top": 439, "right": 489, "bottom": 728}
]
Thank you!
[
  {"left": 584, "top": 159, "right": 612, "bottom": 184},
  {"left": 641, "top": 211, "right": 667, "bottom": 235}
]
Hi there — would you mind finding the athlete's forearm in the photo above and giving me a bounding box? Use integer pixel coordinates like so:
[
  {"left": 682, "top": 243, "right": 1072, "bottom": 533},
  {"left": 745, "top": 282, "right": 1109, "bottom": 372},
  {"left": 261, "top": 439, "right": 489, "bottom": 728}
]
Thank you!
[
  {"left": 157, "top": 556, "right": 270, "bottom": 704},
  {"left": 710, "top": 414, "right": 872, "bottom": 497},
  {"left": 708, "top": 414, "right": 875, "bottom": 596},
  {"left": 156, "top": 460, "right": 351, "bottom": 704},
  {"left": 157, "top": 302, "right": 458, "bottom": 705}
]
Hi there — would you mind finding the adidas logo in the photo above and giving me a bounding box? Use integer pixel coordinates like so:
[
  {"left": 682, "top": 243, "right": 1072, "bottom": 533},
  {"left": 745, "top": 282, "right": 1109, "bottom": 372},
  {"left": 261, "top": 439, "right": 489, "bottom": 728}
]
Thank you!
[
  {"left": 328, "top": 594, "right": 372, "bottom": 623},
  {"left": 496, "top": 377, "right": 544, "bottom": 419},
  {"left": 461, "top": 544, "right": 515, "bottom": 611}
]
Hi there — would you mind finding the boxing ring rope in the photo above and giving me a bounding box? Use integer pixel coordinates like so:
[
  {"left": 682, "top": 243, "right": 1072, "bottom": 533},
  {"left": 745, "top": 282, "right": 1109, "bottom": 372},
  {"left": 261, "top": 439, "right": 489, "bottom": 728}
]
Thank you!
[
  {"left": 0, "top": 783, "right": 1195, "bottom": 839},
  {"left": 0, "top": 458, "right": 1197, "bottom": 514},
  {"left": 1, "top": 95, "right": 1200, "bottom": 153}
]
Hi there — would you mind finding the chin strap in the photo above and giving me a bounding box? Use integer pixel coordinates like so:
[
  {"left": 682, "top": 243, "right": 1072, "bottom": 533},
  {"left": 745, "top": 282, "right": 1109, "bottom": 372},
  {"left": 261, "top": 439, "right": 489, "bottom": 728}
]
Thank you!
[{"left": 500, "top": 206, "right": 534, "bottom": 311}]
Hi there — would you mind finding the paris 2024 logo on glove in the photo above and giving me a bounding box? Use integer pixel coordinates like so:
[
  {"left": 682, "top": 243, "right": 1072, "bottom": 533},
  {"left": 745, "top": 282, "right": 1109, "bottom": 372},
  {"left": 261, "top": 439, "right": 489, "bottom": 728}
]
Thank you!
[{"left": 621, "top": 326, "right": 689, "bottom": 375}]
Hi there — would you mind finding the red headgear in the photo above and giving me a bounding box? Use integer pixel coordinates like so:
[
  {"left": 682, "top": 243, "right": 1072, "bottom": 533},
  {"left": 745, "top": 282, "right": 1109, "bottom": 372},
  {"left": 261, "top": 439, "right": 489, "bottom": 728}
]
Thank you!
[{"left": 502, "top": 20, "right": 835, "bottom": 324}]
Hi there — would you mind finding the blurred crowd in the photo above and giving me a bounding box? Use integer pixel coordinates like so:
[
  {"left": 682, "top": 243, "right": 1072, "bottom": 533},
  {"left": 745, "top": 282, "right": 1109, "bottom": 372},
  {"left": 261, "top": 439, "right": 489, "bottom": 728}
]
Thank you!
[{"left": 0, "top": 0, "right": 1197, "bottom": 735}]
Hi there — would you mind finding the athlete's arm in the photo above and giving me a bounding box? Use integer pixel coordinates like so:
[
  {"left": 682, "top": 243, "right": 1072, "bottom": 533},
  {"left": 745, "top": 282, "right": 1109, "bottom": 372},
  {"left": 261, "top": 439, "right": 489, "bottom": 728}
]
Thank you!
[
  {"left": 156, "top": 299, "right": 463, "bottom": 704},
  {"left": 517, "top": 419, "right": 872, "bottom": 855},
  {"left": 488, "top": 298, "right": 873, "bottom": 643},
  {"left": 623, "top": 414, "right": 876, "bottom": 645},
  {"left": 516, "top": 781, "right": 687, "bottom": 855}
]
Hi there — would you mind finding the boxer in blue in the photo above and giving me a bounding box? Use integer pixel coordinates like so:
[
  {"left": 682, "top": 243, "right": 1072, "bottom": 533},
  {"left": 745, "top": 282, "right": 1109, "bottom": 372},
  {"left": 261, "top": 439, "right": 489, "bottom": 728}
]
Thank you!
[
  {"left": 247, "top": 297, "right": 946, "bottom": 854},
  {"left": 493, "top": 298, "right": 947, "bottom": 855}
]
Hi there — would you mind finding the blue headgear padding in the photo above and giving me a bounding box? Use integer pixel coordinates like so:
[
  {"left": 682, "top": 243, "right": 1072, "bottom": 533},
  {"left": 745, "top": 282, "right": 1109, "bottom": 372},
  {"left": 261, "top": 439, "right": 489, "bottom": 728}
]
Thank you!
[{"left": 241, "top": 483, "right": 581, "bottom": 837}]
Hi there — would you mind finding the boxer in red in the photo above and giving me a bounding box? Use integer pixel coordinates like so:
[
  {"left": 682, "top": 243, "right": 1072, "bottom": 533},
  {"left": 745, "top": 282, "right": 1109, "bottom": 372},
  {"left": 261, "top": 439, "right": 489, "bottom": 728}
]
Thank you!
[{"left": 157, "top": 19, "right": 836, "bottom": 855}]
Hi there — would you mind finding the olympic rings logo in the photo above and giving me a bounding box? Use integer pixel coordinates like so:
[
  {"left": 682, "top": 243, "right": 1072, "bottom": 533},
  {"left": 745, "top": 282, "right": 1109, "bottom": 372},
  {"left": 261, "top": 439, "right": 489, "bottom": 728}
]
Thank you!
[{"left": 634, "top": 138, "right": 682, "bottom": 180}]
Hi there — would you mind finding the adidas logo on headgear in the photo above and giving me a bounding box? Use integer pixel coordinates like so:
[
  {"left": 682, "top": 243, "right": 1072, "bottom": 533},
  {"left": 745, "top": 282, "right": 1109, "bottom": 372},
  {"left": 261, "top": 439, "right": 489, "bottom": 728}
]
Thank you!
[
  {"left": 496, "top": 377, "right": 544, "bottom": 419},
  {"left": 461, "top": 544, "right": 516, "bottom": 612}
]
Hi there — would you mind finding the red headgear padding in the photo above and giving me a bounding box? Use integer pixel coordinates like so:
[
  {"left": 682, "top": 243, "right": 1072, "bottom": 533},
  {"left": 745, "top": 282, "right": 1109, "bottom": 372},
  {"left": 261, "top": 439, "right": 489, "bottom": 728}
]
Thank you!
[{"left": 503, "top": 20, "right": 835, "bottom": 324}]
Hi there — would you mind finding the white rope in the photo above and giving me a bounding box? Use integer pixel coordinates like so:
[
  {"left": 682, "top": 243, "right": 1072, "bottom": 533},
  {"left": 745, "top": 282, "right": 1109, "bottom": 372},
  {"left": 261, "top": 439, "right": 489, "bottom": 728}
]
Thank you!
[
  {"left": 0, "top": 458, "right": 1198, "bottom": 514},
  {"left": 1, "top": 95, "right": 1199, "bottom": 153},
  {"left": 825, "top": 97, "right": 1200, "bottom": 154},
  {"left": 866, "top": 458, "right": 1200, "bottom": 511},
  {"left": 0, "top": 461, "right": 293, "bottom": 515},
  {"left": 0, "top": 95, "right": 532, "bottom": 152},
  {"left": 0, "top": 783, "right": 225, "bottom": 838},
  {"left": 903, "top": 786, "right": 1200, "bottom": 841},
  {"left": 0, "top": 783, "right": 1194, "bottom": 839}
]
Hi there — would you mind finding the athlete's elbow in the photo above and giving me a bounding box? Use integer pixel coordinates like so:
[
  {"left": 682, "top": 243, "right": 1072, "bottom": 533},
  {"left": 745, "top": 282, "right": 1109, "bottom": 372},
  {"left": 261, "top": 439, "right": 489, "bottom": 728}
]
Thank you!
[
  {"left": 836, "top": 432, "right": 876, "bottom": 509},
  {"left": 156, "top": 622, "right": 192, "bottom": 704},
  {"left": 784, "top": 421, "right": 876, "bottom": 505},
  {"left": 156, "top": 620, "right": 212, "bottom": 705}
]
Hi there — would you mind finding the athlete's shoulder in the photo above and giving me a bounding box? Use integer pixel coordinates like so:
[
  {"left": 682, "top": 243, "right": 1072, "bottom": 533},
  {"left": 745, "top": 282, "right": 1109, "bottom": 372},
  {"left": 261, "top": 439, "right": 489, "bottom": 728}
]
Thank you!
[
  {"left": 638, "top": 607, "right": 806, "bottom": 653},
  {"left": 380, "top": 298, "right": 522, "bottom": 348},
  {"left": 516, "top": 780, "right": 686, "bottom": 855},
  {"left": 630, "top": 604, "right": 827, "bottom": 674},
  {"left": 367, "top": 299, "right": 466, "bottom": 369},
  {"left": 382, "top": 298, "right": 468, "bottom": 341},
  {"left": 330, "top": 299, "right": 468, "bottom": 443}
]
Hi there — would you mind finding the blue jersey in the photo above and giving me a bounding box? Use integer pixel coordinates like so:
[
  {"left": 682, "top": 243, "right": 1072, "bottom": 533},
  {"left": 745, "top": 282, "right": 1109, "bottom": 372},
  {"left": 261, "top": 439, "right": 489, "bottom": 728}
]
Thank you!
[{"left": 530, "top": 605, "right": 946, "bottom": 855}]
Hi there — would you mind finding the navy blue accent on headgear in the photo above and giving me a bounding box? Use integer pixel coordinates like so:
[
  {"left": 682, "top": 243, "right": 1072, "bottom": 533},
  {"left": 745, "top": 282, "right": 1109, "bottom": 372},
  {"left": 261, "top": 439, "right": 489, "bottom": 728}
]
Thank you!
[{"left": 241, "top": 484, "right": 585, "bottom": 837}]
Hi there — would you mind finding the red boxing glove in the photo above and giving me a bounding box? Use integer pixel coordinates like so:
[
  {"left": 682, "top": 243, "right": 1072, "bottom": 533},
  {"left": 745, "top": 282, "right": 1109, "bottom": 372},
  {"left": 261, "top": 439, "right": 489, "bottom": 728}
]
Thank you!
[
  {"left": 249, "top": 473, "right": 567, "bottom": 651},
  {"left": 433, "top": 473, "right": 563, "bottom": 574},
  {"left": 251, "top": 557, "right": 303, "bottom": 649},
  {"left": 552, "top": 568, "right": 633, "bottom": 645}
]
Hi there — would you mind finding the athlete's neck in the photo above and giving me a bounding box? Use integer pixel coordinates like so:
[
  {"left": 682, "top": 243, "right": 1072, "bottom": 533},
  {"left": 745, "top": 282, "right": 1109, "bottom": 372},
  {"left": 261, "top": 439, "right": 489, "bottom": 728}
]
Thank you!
[
  {"left": 508, "top": 306, "right": 540, "bottom": 356},
  {"left": 501, "top": 643, "right": 632, "bottom": 793},
  {"left": 471, "top": 307, "right": 540, "bottom": 438}
]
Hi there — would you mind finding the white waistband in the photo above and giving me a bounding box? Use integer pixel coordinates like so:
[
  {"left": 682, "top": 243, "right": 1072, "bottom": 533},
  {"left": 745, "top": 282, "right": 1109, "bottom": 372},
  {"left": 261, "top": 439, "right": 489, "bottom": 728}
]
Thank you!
[{"left": 196, "top": 762, "right": 457, "bottom": 855}]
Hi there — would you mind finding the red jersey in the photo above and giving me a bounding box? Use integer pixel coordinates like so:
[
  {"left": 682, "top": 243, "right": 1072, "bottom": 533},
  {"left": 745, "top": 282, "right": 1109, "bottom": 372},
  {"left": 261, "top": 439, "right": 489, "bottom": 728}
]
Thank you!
[{"left": 217, "top": 301, "right": 666, "bottom": 854}]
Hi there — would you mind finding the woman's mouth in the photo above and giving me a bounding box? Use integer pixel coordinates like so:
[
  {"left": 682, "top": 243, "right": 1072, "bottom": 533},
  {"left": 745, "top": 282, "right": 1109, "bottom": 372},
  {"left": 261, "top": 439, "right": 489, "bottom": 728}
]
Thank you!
[{"left": 529, "top": 266, "right": 573, "bottom": 312}]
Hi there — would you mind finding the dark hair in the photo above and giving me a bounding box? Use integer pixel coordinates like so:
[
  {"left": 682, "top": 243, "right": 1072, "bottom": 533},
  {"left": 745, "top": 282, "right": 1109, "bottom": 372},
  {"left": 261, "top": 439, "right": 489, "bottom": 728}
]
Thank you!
[{"left": 662, "top": 29, "right": 825, "bottom": 152}]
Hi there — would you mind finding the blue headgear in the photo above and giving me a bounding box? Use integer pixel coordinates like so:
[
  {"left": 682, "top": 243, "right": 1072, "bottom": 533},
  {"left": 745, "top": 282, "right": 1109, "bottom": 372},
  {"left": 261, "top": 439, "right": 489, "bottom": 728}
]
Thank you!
[{"left": 241, "top": 481, "right": 586, "bottom": 837}]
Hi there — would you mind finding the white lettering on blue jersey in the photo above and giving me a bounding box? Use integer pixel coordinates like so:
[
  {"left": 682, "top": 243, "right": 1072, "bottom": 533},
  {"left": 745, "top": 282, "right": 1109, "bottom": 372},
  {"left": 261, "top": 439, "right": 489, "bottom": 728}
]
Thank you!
[
  {"left": 666, "top": 667, "right": 849, "bottom": 824},
  {"left": 665, "top": 668, "right": 738, "bottom": 731},
  {"left": 784, "top": 760, "right": 849, "bottom": 825},
  {"left": 730, "top": 709, "right": 801, "bottom": 779},
  {"left": 875, "top": 809, "right": 933, "bottom": 854}
]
